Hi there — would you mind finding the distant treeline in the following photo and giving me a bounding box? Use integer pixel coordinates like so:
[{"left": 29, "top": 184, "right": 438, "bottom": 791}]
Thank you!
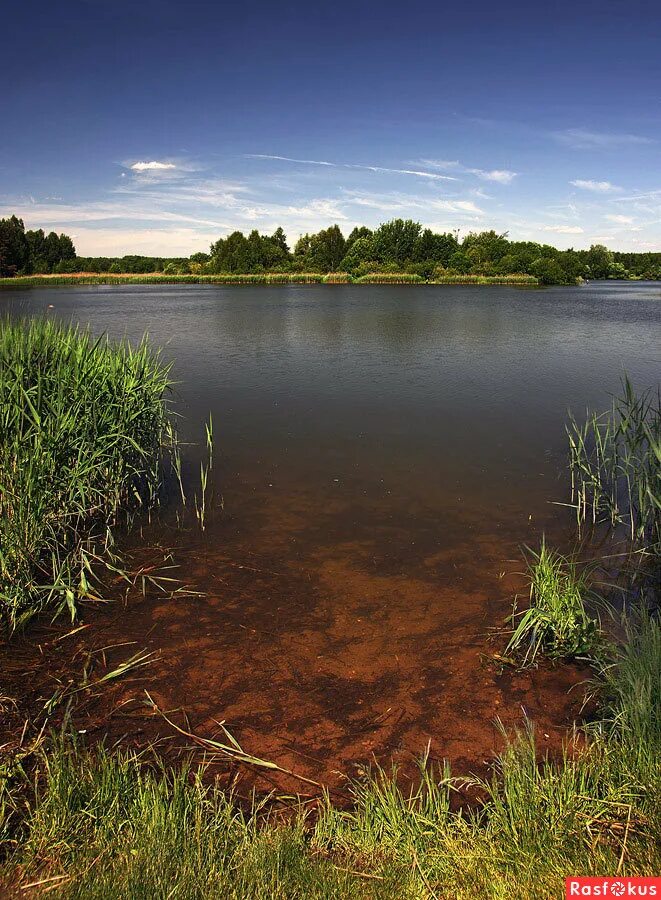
[
  {"left": 2, "top": 214, "right": 660, "bottom": 283},
  {"left": 0, "top": 216, "right": 75, "bottom": 277}
]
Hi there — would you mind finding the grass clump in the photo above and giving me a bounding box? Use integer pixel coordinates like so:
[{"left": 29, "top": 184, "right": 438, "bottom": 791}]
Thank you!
[
  {"left": 568, "top": 377, "right": 660, "bottom": 550},
  {"left": 1, "top": 742, "right": 375, "bottom": 900},
  {"left": 506, "top": 541, "right": 602, "bottom": 665},
  {"left": 0, "top": 318, "right": 174, "bottom": 629}
]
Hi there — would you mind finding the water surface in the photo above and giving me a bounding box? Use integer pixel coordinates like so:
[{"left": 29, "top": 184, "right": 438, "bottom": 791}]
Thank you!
[{"left": 4, "top": 281, "right": 660, "bottom": 785}]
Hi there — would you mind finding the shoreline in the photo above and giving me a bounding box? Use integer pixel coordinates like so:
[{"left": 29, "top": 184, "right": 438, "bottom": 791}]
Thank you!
[{"left": 0, "top": 272, "right": 543, "bottom": 287}]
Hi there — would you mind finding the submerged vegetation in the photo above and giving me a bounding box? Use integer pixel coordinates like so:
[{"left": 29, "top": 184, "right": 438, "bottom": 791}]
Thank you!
[
  {"left": 0, "top": 315, "right": 659, "bottom": 895},
  {"left": 0, "top": 318, "right": 175, "bottom": 629},
  {"left": 1, "top": 612, "right": 659, "bottom": 897}
]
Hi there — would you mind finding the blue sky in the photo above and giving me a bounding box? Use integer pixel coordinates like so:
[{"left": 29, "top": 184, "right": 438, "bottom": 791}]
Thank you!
[{"left": 2, "top": 0, "right": 660, "bottom": 256}]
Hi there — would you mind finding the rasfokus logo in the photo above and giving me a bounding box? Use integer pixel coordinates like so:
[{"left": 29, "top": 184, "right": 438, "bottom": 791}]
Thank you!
[{"left": 566, "top": 878, "right": 661, "bottom": 897}]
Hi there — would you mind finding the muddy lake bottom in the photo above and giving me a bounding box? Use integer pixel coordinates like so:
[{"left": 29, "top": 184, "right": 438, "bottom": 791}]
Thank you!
[{"left": 2, "top": 281, "right": 659, "bottom": 795}]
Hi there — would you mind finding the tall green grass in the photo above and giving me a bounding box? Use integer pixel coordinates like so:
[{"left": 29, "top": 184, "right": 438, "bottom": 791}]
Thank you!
[
  {"left": 0, "top": 318, "right": 174, "bottom": 629},
  {"left": 433, "top": 274, "right": 539, "bottom": 285},
  {"left": 568, "top": 378, "right": 660, "bottom": 550},
  {"left": 354, "top": 273, "right": 425, "bottom": 284},
  {"left": 322, "top": 272, "right": 352, "bottom": 283},
  {"left": 506, "top": 542, "right": 602, "bottom": 665}
]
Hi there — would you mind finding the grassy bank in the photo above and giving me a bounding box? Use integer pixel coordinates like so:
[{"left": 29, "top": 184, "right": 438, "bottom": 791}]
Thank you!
[
  {"left": 0, "top": 318, "right": 174, "bottom": 630},
  {"left": 0, "top": 272, "right": 541, "bottom": 287},
  {"left": 1, "top": 612, "right": 658, "bottom": 898}
]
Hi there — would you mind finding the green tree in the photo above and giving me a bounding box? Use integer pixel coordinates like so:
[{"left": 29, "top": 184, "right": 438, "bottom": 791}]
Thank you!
[
  {"left": 372, "top": 219, "right": 421, "bottom": 266},
  {"left": 462, "top": 230, "right": 509, "bottom": 272},
  {"left": 306, "top": 225, "right": 346, "bottom": 271},
  {"left": 340, "top": 236, "right": 376, "bottom": 272},
  {"left": 586, "top": 244, "right": 614, "bottom": 279},
  {"left": 412, "top": 229, "right": 458, "bottom": 265},
  {"left": 270, "top": 227, "right": 289, "bottom": 255},
  {"left": 448, "top": 250, "right": 471, "bottom": 274},
  {"left": 530, "top": 257, "right": 566, "bottom": 285},
  {"left": 345, "top": 226, "right": 373, "bottom": 250},
  {"left": 0, "top": 216, "right": 29, "bottom": 276}
]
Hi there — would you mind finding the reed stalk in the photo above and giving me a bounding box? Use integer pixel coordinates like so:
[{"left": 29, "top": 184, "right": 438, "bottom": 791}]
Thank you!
[{"left": 0, "top": 318, "right": 175, "bottom": 629}]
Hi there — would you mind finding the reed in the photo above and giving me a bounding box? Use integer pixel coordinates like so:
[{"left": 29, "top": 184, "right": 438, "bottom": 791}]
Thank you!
[
  {"left": 433, "top": 274, "right": 539, "bottom": 285},
  {"left": 506, "top": 541, "right": 603, "bottom": 665},
  {"left": 567, "top": 378, "right": 660, "bottom": 550},
  {"left": 354, "top": 273, "right": 425, "bottom": 284},
  {"left": 0, "top": 273, "right": 542, "bottom": 287},
  {"left": 322, "top": 272, "right": 352, "bottom": 284},
  {"left": 0, "top": 318, "right": 175, "bottom": 629}
]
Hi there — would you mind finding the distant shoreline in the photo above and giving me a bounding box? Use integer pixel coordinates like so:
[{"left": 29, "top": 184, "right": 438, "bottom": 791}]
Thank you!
[{"left": 1, "top": 272, "right": 542, "bottom": 287}]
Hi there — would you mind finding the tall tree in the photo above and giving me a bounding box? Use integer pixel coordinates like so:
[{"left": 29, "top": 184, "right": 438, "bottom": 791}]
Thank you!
[
  {"left": 586, "top": 244, "right": 614, "bottom": 279},
  {"left": 372, "top": 219, "right": 421, "bottom": 266},
  {"left": 0, "top": 216, "right": 29, "bottom": 276}
]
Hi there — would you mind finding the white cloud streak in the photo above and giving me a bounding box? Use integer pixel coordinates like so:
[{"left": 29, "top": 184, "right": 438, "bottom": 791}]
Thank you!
[
  {"left": 420, "top": 159, "right": 517, "bottom": 184},
  {"left": 130, "top": 161, "right": 177, "bottom": 172},
  {"left": 245, "top": 154, "right": 459, "bottom": 181},
  {"left": 605, "top": 214, "right": 634, "bottom": 224},
  {"left": 570, "top": 179, "right": 621, "bottom": 193},
  {"left": 541, "top": 224, "right": 585, "bottom": 234},
  {"left": 342, "top": 189, "right": 483, "bottom": 217},
  {"left": 553, "top": 129, "right": 654, "bottom": 150}
]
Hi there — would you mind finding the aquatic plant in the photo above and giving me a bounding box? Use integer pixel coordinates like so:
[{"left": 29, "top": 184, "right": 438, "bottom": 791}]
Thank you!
[
  {"left": 506, "top": 541, "right": 602, "bottom": 665},
  {"left": 0, "top": 318, "right": 174, "bottom": 628},
  {"left": 0, "top": 272, "right": 545, "bottom": 287},
  {"left": 322, "top": 272, "right": 352, "bottom": 283},
  {"left": 194, "top": 415, "right": 214, "bottom": 531},
  {"left": 567, "top": 378, "right": 660, "bottom": 551},
  {"left": 354, "top": 272, "right": 425, "bottom": 284},
  {"left": 432, "top": 274, "right": 539, "bottom": 285},
  {"left": 0, "top": 273, "right": 329, "bottom": 287}
]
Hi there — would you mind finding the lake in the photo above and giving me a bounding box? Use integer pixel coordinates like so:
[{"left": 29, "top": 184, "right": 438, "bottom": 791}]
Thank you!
[{"left": 3, "top": 281, "right": 660, "bottom": 785}]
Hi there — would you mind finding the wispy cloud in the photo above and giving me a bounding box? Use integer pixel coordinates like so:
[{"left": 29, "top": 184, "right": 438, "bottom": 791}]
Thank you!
[
  {"left": 613, "top": 189, "right": 661, "bottom": 202},
  {"left": 283, "top": 199, "right": 348, "bottom": 220},
  {"left": 246, "top": 154, "right": 335, "bottom": 167},
  {"left": 604, "top": 214, "right": 634, "bottom": 224},
  {"left": 553, "top": 129, "right": 654, "bottom": 150},
  {"left": 245, "top": 154, "right": 459, "bottom": 181},
  {"left": 570, "top": 179, "right": 621, "bottom": 193},
  {"left": 467, "top": 168, "right": 517, "bottom": 184},
  {"left": 420, "top": 159, "right": 517, "bottom": 184},
  {"left": 541, "top": 224, "right": 584, "bottom": 234},
  {"left": 544, "top": 202, "right": 580, "bottom": 221},
  {"left": 342, "top": 189, "right": 483, "bottom": 217},
  {"left": 129, "top": 160, "right": 177, "bottom": 172},
  {"left": 470, "top": 187, "right": 493, "bottom": 200}
]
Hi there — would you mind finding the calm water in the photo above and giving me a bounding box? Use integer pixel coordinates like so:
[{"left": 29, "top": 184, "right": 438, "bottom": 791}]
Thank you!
[
  {"left": 3, "top": 281, "right": 661, "bottom": 779},
  {"left": 4, "top": 281, "right": 659, "bottom": 527}
]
